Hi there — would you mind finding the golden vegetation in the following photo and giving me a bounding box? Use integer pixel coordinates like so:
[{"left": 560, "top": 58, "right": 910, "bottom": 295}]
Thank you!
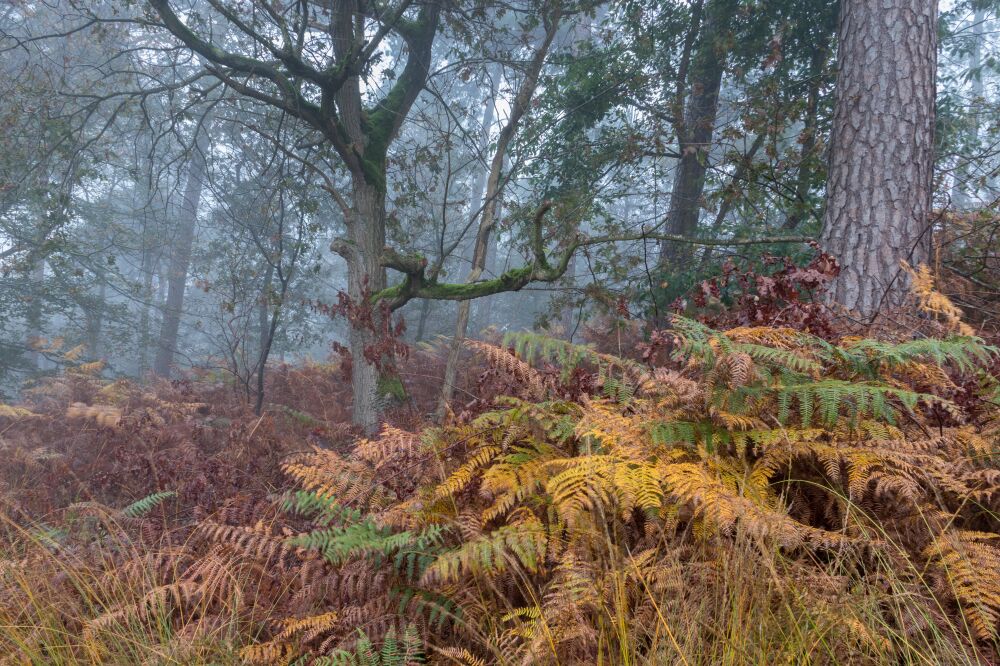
[{"left": 1, "top": 298, "right": 999, "bottom": 664}]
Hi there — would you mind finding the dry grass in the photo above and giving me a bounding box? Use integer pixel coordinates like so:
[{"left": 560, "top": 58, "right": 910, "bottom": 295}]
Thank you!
[{"left": 1, "top": 306, "right": 999, "bottom": 664}]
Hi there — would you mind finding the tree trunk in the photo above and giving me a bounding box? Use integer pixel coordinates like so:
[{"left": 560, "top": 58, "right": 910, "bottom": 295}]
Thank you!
[
  {"left": 25, "top": 259, "right": 44, "bottom": 371},
  {"left": 258, "top": 262, "right": 275, "bottom": 364},
  {"left": 137, "top": 248, "right": 156, "bottom": 377},
  {"left": 86, "top": 274, "right": 106, "bottom": 360},
  {"left": 438, "top": 85, "right": 499, "bottom": 411},
  {"left": 660, "top": 0, "right": 736, "bottom": 268},
  {"left": 950, "top": 8, "right": 985, "bottom": 210},
  {"left": 782, "top": 38, "right": 830, "bottom": 231},
  {"left": 437, "top": 15, "right": 560, "bottom": 417},
  {"left": 820, "top": 0, "right": 937, "bottom": 317},
  {"left": 347, "top": 178, "right": 388, "bottom": 433},
  {"left": 153, "top": 126, "right": 209, "bottom": 376},
  {"left": 414, "top": 298, "right": 433, "bottom": 342}
]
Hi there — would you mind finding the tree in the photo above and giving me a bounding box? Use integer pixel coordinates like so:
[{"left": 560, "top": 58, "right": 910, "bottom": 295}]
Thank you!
[
  {"left": 659, "top": 0, "right": 738, "bottom": 269},
  {"left": 143, "top": 0, "right": 440, "bottom": 431},
  {"left": 438, "top": 6, "right": 562, "bottom": 415},
  {"left": 153, "top": 117, "right": 211, "bottom": 377},
  {"left": 820, "top": 0, "right": 938, "bottom": 317}
]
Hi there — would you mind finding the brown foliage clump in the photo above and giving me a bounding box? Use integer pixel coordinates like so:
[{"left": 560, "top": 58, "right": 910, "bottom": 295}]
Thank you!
[{"left": 2, "top": 290, "right": 1000, "bottom": 664}]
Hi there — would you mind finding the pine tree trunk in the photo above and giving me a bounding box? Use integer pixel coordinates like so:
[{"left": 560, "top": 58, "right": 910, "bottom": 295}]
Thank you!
[
  {"left": 820, "top": 0, "right": 937, "bottom": 317},
  {"left": 153, "top": 127, "right": 209, "bottom": 376}
]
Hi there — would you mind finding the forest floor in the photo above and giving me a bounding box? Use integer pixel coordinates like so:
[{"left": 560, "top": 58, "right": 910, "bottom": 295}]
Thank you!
[{"left": 2, "top": 283, "right": 1000, "bottom": 664}]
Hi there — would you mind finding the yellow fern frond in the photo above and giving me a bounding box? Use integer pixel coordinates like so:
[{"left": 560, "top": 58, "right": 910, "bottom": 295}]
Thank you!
[
  {"left": 70, "top": 359, "right": 106, "bottom": 376},
  {"left": 240, "top": 639, "right": 296, "bottom": 665},
  {"left": 709, "top": 407, "right": 760, "bottom": 432},
  {"left": 435, "top": 647, "right": 488, "bottom": 666},
  {"left": 353, "top": 424, "right": 422, "bottom": 468},
  {"left": 277, "top": 610, "right": 339, "bottom": 640},
  {"left": 0, "top": 404, "right": 37, "bottom": 418},
  {"left": 62, "top": 343, "right": 85, "bottom": 361},
  {"left": 66, "top": 402, "right": 121, "bottom": 427},
  {"left": 901, "top": 261, "right": 975, "bottom": 335},
  {"left": 724, "top": 326, "right": 804, "bottom": 350},
  {"left": 925, "top": 530, "right": 1000, "bottom": 640},
  {"left": 575, "top": 398, "right": 649, "bottom": 458},
  {"left": 434, "top": 446, "right": 501, "bottom": 500}
]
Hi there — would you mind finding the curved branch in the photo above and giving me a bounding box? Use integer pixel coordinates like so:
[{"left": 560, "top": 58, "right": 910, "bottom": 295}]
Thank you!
[{"left": 375, "top": 203, "right": 814, "bottom": 310}]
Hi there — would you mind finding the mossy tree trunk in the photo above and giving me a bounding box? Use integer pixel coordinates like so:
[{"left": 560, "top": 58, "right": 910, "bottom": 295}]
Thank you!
[
  {"left": 344, "top": 178, "right": 390, "bottom": 430},
  {"left": 149, "top": 0, "right": 440, "bottom": 431}
]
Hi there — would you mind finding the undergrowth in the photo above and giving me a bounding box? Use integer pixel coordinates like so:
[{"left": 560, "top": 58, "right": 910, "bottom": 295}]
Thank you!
[{"left": 1, "top": 279, "right": 1000, "bottom": 664}]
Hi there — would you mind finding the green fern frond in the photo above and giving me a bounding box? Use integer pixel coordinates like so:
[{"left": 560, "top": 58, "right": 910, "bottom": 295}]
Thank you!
[{"left": 121, "top": 491, "right": 176, "bottom": 518}]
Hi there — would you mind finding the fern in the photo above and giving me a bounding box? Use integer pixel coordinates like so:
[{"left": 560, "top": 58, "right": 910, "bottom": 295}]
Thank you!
[
  {"left": 925, "top": 530, "right": 1000, "bottom": 640},
  {"left": 320, "top": 625, "right": 424, "bottom": 666},
  {"left": 121, "top": 491, "right": 176, "bottom": 518},
  {"left": 290, "top": 522, "right": 444, "bottom": 568},
  {"left": 423, "top": 520, "right": 547, "bottom": 584}
]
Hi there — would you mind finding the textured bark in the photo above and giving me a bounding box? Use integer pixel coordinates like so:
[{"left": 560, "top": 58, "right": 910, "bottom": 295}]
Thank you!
[
  {"left": 331, "top": 1, "right": 439, "bottom": 432},
  {"left": 660, "top": 0, "right": 736, "bottom": 268},
  {"left": 153, "top": 127, "right": 209, "bottom": 377},
  {"left": 346, "top": 179, "right": 388, "bottom": 431},
  {"left": 820, "top": 0, "right": 937, "bottom": 317}
]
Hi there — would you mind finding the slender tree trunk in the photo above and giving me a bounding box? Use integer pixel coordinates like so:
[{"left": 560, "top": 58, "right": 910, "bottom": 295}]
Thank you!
[
  {"left": 460, "top": 67, "right": 502, "bottom": 339},
  {"left": 86, "top": 274, "right": 106, "bottom": 359},
  {"left": 660, "top": 0, "right": 736, "bottom": 268},
  {"left": 438, "top": 15, "right": 560, "bottom": 417},
  {"left": 438, "top": 84, "right": 498, "bottom": 402},
  {"left": 153, "top": 125, "right": 210, "bottom": 376},
  {"left": 254, "top": 263, "right": 291, "bottom": 416},
  {"left": 156, "top": 257, "right": 167, "bottom": 305},
  {"left": 137, "top": 249, "right": 155, "bottom": 377},
  {"left": 414, "top": 298, "right": 432, "bottom": 342},
  {"left": 783, "top": 39, "right": 830, "bottom": 231},
  {"left": 25, "top": 260, "right": 44, "bottom": 370},
  {"left": 697, "top": 131, "right": 767, "bottom": 271},
  {"left": 950, "top": 8, "right": 985, "bottom": 210},
  {"left": 820, "top": 0, "right": 937, "bottom": 317},
  {"left": 252, "top": 262, "right": 276, "bottom": 414},
  {"left": 258, "top": 262, "right": 274, "bottom": 362}
]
